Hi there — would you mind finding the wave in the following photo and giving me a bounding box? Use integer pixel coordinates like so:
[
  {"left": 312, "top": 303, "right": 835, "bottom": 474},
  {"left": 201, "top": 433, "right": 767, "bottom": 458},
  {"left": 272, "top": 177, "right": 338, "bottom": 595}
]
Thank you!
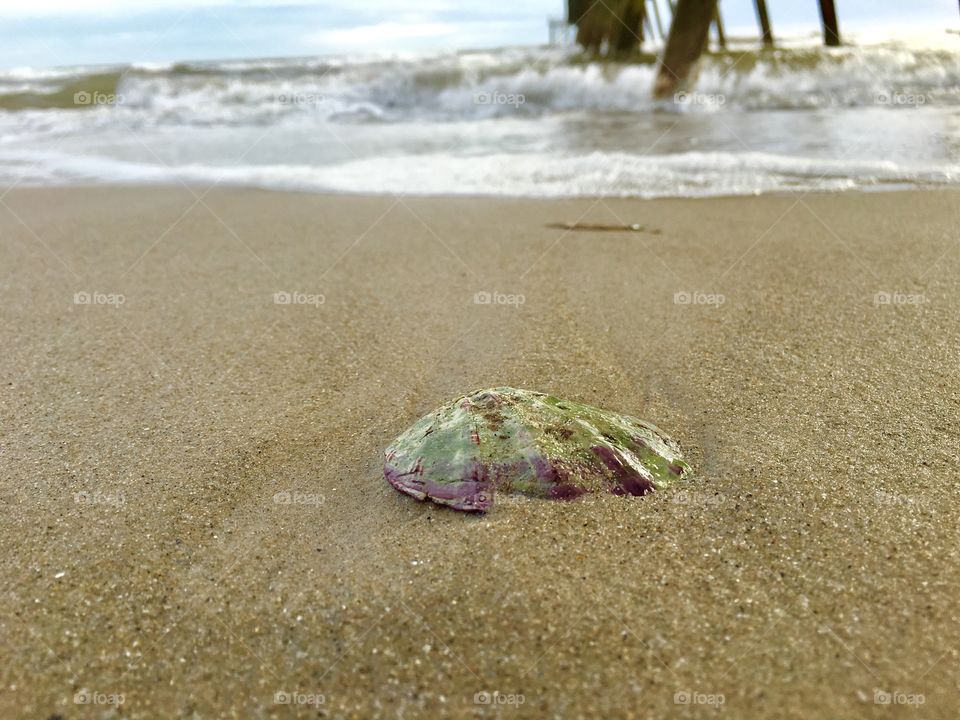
[
  {"left": 0, "top": 72, "right": 123, "bottom": 111},
  {"left": 2, "top": 42, "right": 958, "bottom": 199},
  {"left": 2, "top": 149, "right": 956, "bottom": 198},
  {"left": 1, "top": 42, "right": 958, "bottom": 116}
]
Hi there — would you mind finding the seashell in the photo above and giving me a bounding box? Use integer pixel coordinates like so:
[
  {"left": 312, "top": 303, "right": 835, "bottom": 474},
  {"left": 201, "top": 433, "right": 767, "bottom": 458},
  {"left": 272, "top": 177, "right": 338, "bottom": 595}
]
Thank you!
[{"left": 384, "top": 387, "right": 690, "bottom": 512}]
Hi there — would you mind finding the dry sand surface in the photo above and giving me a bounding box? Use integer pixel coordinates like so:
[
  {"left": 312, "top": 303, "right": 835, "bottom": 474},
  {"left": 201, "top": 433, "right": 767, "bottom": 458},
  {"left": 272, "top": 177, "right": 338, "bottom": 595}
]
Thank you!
[{"left": 1, "top": 187, "right": 959, "bottom": 719}]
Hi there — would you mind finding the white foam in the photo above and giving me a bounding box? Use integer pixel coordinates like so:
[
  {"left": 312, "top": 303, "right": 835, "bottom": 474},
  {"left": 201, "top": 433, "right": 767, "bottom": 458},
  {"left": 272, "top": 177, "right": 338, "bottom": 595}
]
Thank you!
[
  {"left": 2, "top": 148, "right": 956, "bottom": 198},
  {"left": 1, "top": 40, "right": 959, "bottom": 198}
]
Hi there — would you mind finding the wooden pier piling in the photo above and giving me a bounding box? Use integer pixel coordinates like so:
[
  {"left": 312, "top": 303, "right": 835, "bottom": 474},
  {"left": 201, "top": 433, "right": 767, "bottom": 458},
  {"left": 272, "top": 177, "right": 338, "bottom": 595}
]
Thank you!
[
  {"left": 567, "top": 0, "right": 646, "bottom": 57},
  {"left": 649, "top": 0, "right": 666, "bottom": 40},
  {"left": 818, "top": 0, "right": 841, "bottom": 46},
  {"left": 755, "top": 0, "right": 774, "bottom": 47},
  {"left": 652, "top": 0, "right": 717, "bottom": 98},
  {"left": 613, "top": 0, "right": 646, "bottom": 54},
  {"left": 712, "top": 5, "right": 727, "bottom": 49}
]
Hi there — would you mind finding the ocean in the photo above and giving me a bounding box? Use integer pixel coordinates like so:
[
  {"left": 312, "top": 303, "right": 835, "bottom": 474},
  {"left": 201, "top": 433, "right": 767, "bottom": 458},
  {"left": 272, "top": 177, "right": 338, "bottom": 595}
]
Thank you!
[{"left": 1, "top": 35, "right": 959, "bottom": 198}]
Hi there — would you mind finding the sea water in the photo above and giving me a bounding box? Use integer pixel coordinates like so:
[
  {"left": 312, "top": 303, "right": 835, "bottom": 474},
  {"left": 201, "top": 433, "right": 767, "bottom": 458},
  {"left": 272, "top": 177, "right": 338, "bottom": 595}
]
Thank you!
[{"left": 1, "top": 35, "right": 958, "bottom": 198}]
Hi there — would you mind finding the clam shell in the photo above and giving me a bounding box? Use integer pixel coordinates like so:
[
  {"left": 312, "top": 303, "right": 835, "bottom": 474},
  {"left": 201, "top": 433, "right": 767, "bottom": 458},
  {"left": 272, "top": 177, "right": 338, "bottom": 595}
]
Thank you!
[{"left": 384, "top": 387, "right": 690, "bottom": 512}]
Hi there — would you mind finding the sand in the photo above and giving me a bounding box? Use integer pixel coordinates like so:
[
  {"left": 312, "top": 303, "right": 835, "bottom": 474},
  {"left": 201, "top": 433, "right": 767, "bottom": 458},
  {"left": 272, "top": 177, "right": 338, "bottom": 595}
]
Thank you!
[{"left": 1, "top": 186, "right": 958, "bottom": 719}]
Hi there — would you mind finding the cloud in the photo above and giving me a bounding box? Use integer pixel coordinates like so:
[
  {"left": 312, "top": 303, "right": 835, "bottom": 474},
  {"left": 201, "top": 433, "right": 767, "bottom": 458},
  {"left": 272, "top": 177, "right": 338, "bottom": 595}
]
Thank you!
[
  {"left": 0, "top": 0, "right": 460, "bottom": 17},
  {"left": 0, "top": 0, "right": 187, "bottom": 14},
  {"left": 308, "top": 21, "right": 459, "bottom": 49}
]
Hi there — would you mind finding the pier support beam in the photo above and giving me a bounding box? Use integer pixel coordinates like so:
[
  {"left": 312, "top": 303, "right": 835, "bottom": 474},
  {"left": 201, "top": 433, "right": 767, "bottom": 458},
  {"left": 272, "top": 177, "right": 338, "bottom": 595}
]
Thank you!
[
  {"left": 755, "top": 0, "right": 774, "bottom": 47},
  {"left": 648, "top": 0, "right": 666, "bottom": 39},
  {"left": 612, "top": 0, "right": 646, "bottom": 55},
  {"left": 818, "top": 0, "right": 841, "bottom": 46},
  {"left": 568, "top": 0, "right": 646, "bottom": 56},
  {"left": 652, "top": 0, "right": 717, "bottom": 99},
  {"left": 713, "top": 5, "right": 726, "bottom": 50}
]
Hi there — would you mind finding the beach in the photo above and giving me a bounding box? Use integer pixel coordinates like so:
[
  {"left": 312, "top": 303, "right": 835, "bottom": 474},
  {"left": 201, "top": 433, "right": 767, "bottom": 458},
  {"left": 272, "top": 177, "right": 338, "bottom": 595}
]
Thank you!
[{"left": 2, "top": 186, "right": 959, "bottom": 718}]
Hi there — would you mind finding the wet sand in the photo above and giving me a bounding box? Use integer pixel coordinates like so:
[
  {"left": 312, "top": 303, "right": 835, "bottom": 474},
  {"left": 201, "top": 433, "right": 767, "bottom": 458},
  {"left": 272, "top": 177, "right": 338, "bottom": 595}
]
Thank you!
[{"left": 1, "top": 186, "right": 958, "bottom": 718}]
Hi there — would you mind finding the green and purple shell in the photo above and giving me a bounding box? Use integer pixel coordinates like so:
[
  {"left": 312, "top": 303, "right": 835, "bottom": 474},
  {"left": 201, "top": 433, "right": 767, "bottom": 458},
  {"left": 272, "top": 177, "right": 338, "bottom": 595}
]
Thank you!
[{"left": 384, "top": 387, "right": 691, "bottom": 512}]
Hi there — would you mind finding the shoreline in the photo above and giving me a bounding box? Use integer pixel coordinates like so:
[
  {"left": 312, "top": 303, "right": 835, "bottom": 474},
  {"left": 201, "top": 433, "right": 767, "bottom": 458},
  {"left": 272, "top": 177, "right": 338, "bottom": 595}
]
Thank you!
[{"left": 3, "top": 179, "right": 958, "bottom": 201}]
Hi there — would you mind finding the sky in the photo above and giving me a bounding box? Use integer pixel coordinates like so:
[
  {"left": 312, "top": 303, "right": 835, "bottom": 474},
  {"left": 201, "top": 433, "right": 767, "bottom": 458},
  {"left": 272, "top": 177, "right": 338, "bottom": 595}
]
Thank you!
[{"left": 0, "top": 0, "right": 955, "bottom": 69}]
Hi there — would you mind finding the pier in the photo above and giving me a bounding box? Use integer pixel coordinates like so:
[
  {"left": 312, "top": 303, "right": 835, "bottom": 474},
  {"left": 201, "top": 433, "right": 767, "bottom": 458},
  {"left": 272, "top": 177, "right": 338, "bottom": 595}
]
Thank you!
[{"left": 565, "top": 0, "right": 846, "bottom": 97}]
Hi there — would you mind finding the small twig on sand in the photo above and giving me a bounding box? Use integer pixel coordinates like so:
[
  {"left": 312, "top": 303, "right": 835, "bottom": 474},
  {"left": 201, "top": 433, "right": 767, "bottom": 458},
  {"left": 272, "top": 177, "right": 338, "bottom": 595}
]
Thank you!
[{"left": 545, "top": 222, "right": 661, "bottom": 234}]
